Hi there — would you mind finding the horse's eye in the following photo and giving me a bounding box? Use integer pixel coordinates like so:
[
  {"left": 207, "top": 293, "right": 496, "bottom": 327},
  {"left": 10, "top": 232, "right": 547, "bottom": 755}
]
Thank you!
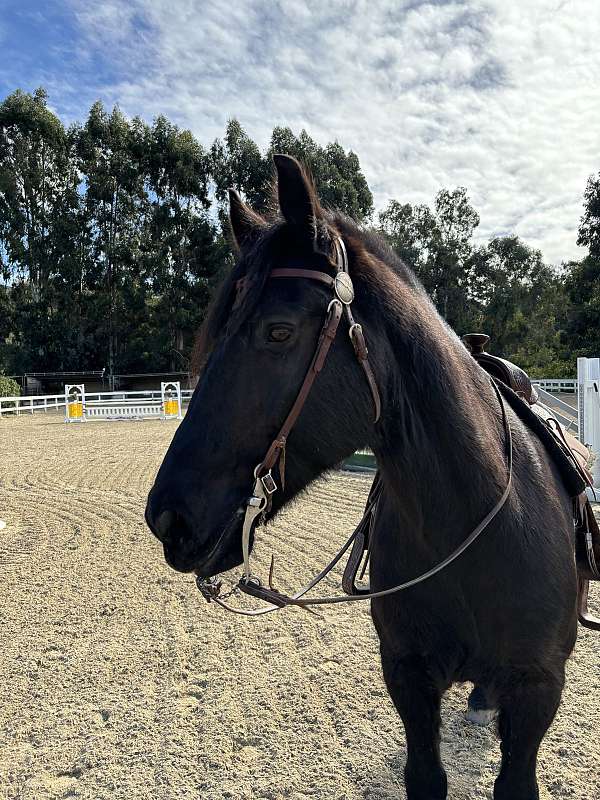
[{"left": 268, "top": 325, "right": 293, "bottom": 343}]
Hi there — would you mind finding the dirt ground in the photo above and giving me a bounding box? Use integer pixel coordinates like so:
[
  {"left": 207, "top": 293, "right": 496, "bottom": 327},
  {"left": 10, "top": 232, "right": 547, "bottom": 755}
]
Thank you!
[{"left": 0, "top": 413, "right": 598, "bottom": 800}]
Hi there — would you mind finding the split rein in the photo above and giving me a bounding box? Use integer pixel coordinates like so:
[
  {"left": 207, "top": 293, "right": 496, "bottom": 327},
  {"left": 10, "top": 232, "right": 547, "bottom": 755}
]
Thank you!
[{"left": 196, "top": 237, "right": 514, "bottom": 616}]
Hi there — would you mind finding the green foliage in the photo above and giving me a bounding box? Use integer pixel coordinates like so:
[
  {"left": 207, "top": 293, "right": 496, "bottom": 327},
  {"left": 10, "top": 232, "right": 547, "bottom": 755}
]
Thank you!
[
  {"left": 0, "top": 87, "right": 597, "bottom": 380},
  {"left": 378, "top": 188, "right": 480, "bottom": 332},
  {"left": 562, "top": 256, "right": 600, "bottom": 357},
  {"left": 267, "top": 127, "right": 373, "bottom": 221},
  {"left": 210, "top": 120, "right": 374, "bottom": 223},
  {"left": 0, "top": 94, "right": 376, "bottom": 376},
  {"left": 379, "top": 200, "right": 581, "bottom": 377},
  {"left": 0, "top": 375, "right": 19, "bottom": 397}
]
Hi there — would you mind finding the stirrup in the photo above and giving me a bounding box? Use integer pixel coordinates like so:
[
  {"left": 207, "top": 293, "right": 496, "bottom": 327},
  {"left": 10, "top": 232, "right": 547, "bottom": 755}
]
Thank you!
[{"left": 577, "top": 578, "right": 600, "bottom": 631}]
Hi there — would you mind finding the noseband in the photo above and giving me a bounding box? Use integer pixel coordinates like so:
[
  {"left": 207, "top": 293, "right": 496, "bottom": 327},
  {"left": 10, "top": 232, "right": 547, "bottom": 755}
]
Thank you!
[{"left": 196, "top": 236, "right": 513, "bottom": 615}]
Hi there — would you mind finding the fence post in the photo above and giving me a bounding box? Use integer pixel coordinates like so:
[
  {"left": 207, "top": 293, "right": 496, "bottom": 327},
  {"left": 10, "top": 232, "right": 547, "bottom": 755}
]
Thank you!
[{"left": 578, "top": 357, "right": 600, "bottom": 498}]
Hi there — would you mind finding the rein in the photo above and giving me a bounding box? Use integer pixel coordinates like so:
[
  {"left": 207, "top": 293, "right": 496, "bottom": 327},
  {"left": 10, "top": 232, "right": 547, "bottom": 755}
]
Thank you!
[{"left": 196, "top": 237, "right": 513, "bottom": 615}]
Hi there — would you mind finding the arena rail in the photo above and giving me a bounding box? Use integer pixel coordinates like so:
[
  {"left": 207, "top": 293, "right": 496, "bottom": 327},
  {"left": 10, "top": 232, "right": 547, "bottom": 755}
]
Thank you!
[
  {"left": 533, "top": 379, "right": 577, "bottom": 393},
  {"left": 534, "top": 387, "right": 578, "bottom": 434}
]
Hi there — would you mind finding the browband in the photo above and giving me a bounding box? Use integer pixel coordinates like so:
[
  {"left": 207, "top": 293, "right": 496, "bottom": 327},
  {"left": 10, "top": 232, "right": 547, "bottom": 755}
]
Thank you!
[{"left": 270, "top": 268, "right": 335, "bottom": 286}]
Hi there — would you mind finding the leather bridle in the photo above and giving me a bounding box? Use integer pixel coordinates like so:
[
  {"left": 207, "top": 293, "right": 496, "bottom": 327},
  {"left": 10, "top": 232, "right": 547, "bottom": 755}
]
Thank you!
[
  {"left": 196, "top": 236, "right": 513, "bottom": 615},
  {"left": 238, "top": 237, "right": 381, "bottom": 585}
]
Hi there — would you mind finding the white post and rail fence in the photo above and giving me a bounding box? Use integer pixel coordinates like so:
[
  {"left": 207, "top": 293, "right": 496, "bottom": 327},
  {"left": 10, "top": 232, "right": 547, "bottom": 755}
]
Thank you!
[
  {"left": 1, "top": 367, "right": 599, "bottom": 496},
  {"left": 577, "top": 358, "right": 600, "bottom": 498}
]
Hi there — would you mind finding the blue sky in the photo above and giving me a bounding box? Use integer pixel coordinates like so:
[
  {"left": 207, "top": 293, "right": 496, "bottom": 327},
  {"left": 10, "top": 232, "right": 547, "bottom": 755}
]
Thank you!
[{"left": 2, "top": 0, "right": 600, "bottom": 264}]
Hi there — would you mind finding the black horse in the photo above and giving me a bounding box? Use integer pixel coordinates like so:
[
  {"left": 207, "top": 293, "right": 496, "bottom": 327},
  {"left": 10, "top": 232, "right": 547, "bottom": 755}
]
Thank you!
[{"left": 146, "top": 155, "right": 580, "bottom": 800}]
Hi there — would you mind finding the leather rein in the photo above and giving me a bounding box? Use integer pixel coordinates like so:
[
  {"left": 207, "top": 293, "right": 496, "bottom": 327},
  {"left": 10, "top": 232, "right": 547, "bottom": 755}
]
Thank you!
[{"left": 196, "top": 237, "right": 513, "bottom": 615}]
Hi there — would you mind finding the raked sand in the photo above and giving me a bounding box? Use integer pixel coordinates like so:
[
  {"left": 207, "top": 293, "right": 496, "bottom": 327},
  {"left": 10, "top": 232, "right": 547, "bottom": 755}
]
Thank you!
[{"left": 1, "top": 413, "right": 598, "bottom": 799}]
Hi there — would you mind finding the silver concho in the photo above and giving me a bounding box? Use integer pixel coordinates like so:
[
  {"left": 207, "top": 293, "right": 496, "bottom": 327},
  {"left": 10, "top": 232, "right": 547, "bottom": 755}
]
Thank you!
[{"left": 334, "top": 272, "right": 355, "bottom": 305}]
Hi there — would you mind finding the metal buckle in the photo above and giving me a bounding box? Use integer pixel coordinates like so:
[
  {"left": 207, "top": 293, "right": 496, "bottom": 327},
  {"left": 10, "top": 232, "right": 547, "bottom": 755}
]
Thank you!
[{"left": 261, "top": 471, "right": 277, "bottom": 495}]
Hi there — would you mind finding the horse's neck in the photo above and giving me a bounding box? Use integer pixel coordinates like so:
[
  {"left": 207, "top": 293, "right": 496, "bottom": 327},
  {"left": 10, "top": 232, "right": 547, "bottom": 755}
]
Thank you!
[{"left": 370, "top": 296, "right": 508, "bottom": 542}]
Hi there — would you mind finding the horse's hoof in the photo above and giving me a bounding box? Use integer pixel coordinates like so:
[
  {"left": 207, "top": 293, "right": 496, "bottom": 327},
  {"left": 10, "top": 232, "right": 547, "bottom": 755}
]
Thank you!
[{"left": 466, "top": 685, "right": 496, "bottom": 725}]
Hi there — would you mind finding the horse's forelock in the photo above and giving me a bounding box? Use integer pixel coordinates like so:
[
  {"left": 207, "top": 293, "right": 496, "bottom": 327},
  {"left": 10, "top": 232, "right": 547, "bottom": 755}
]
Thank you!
[
  {"left": 191, "top": 204, "right": 411, "bottom": 379},
  {"left": 190, "top": 224, "right": 283, "bottom": 376}
]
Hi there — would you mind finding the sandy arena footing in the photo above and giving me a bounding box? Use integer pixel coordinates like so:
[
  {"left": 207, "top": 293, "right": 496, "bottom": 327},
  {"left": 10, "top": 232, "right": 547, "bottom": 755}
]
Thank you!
[{"left": 1, "top": 413, "right": 598, "bottom": 799}]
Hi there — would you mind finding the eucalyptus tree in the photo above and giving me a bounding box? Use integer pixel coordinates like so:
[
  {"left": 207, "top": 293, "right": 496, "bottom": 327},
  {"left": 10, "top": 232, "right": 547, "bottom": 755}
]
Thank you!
[
  {"left": 210, "top": 119, "right": 270, "bottom": 215},
  {"left": 75, "top": 102, "right": 150, "bottom": 375},
  {"left": 378, "top": 187, "right": 480, "bottom": 332},
  {"left": 0, "top": 88, "right": 84, "bottom": 369},
  {"left": 268, "top": 126, "right": 373, "bottom": 220},
  {"left": 0, "top": 86, "right": 586, "bottom": 379},
  {"left": 210, "top": 120, "right": 374, "bottom": 222},
  {"left": 561, "top": 174, "right": 600, "bottom": 357},
  {"left": 470, "top": 237, "right": 568, "bottom": 375},
  {"left": 0, "top": 88, "right": 75, "bottom": 289},
  {"left": 144, "top": 115, "right": 224, "bottom": 370}
]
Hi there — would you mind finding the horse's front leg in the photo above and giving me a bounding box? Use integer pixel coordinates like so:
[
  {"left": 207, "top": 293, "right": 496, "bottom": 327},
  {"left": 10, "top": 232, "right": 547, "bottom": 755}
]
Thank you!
[{"left": 380, "top": 649, "right": 448, "bottom": 800}]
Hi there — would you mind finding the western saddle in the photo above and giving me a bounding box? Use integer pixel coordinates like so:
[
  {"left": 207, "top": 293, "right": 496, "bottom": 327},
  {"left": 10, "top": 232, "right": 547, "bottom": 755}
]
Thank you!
[{"left": 462, "top": 333, "right": 600, "bottom": 630}]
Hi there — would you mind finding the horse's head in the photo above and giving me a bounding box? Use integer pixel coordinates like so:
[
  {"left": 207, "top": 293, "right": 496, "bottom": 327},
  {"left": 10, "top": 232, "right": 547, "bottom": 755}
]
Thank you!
[{"left": 145, "top": 155, "right": 382, "bottom": 577}]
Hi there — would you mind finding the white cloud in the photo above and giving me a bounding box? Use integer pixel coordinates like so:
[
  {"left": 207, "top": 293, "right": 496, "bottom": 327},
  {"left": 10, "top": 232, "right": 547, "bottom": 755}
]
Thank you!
[{"left": 61, "top": 0, "right": 600, "bottom": 264}]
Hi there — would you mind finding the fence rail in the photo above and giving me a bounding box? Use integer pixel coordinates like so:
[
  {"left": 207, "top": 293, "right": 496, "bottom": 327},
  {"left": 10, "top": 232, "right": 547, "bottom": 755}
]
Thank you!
[
  {"left": 533, "top": 379, "right": 577, "bottom": 393},
  {"left": 535, "top": 387, "right": 578, "bottom": 417},
  {"left": 0, "top": 388, "right": 194, "bottom": 417},
  {"left": 0, "top": 378, "right": 580, "bottom": 418}
]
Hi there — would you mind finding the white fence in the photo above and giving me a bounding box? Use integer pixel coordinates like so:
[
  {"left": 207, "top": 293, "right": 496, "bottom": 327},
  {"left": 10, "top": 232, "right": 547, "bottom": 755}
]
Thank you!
[
  {"left": 533, "top": 379, "right": 577, "bottom": 393},
  {"left": 534, "top": 386, "right": 579, "bottom": 435},
  {"left": 578, "top": 358, "right": 600, "bottom": 497},
  {"left": 0, "top": 387, "right": 194, "bottom": 417}
]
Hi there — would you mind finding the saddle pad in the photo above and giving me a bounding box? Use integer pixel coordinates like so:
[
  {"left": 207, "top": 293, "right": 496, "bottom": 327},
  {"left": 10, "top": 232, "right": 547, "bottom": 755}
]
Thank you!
[
  {"left": 494, "top": 381, "right": 589, "bottom": 498},
  {"left": 531, "top": 404, "right": 594, "bottom": 486}
]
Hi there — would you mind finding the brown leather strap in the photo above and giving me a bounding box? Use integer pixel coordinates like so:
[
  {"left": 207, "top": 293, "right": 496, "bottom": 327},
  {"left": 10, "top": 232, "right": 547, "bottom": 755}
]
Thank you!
[
  {"left": 257, "top": 300, "right": 344, "bottom": 478},
  {"left": 238, "top": 379, "right": 514, "bottom": 610},
  {"left": 349, "top": 322, "right": 381, "bottom": 422},
  {"left": 272, "top": 262, "right": 381, "bottom": 423},
  {"left": 270, "top": 268, "right": 335, "bottom": 286},
  {"left": 255, "top": 239, "right": 381, "bottom": 497},
  {"left": 341, "top": 473, "right": 383, "bottom": 594}
]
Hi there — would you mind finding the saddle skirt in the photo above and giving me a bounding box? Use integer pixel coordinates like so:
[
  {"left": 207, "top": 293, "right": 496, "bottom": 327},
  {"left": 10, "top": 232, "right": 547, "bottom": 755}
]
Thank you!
[{"left": 463, "top": 334, "right": 599, "bottom": 591}]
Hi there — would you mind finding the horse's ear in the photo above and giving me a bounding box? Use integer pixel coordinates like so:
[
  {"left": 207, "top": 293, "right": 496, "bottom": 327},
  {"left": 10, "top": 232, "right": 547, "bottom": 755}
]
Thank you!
[
  {"left": 274, "top": 154, "right": 321, "bottom": 239},
  {"left": 228, "top": 189, "right": 266, "bottom": 251}
]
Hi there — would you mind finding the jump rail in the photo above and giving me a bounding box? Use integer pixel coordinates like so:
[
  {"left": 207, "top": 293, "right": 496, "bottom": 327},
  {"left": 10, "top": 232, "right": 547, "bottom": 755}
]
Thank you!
[
  {"left": 0, "top": 388, "right": 193, "bottom": 417},
  {"left": 65, "top": 382, "right": 184, "bottom": 422}
]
